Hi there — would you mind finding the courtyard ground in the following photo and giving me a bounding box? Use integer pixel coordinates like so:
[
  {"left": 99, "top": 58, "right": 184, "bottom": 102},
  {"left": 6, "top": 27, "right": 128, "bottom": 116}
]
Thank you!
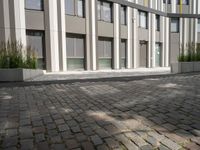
[{"left": 0, "top": 73, "right": 200, "bottom": 150}]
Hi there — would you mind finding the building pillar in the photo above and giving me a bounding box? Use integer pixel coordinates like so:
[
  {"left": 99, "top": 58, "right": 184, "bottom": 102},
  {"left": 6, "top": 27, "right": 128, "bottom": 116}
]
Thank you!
[
  {"left": 9, "top": 0, "right": 26, "bottom": 46},
  {"left": 44, "top": 0, "right": 60, "bottom": 72},
  {"left": 85, "top": 0, "right": 91, "bottom": 70},
  {"left": 89, "top": 0, "right": 97, "bottom": 71},
  {"left": 57, "top": 0, "right": 67, "bottom": 71},
  {"left": 127, "top": 6, "right": 133, "bottom": 69},
  {"left": 132, "top": 8, "right": 138, "bottom": 68},
  {"left": 113, "top": 3, "right": 120, "bottom": 69},
  {"left": 165, "top": 17, "right": 170, "bottom": 66},
  {"left": 0, "top": 0, "right": 10, "bottom": 42},
  {"left": 151, "top": 14, "right": 156, "bottom": 68}
]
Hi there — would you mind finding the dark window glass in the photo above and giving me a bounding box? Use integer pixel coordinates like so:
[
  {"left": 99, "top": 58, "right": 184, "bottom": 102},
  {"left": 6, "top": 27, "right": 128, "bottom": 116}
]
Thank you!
[{"left": 156, "top": 15, "right": 160, "bottom": 31}]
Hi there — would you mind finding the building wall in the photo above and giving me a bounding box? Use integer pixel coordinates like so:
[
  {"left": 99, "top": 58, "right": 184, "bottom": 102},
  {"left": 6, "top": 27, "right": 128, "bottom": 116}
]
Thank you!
[{"left": 0, "top": 0, "right": 200, "bottom": 72}]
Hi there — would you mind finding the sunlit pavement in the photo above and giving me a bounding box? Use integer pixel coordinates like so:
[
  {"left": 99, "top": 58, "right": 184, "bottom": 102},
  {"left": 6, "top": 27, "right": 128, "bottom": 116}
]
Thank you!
[{"left": 0, "top": 73, "right": 200, "bottom": 150}]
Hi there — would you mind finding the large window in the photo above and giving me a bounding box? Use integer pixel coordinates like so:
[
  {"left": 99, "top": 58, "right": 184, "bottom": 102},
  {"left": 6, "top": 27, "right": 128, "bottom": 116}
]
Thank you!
[
  {"left": 98, "top": 38, "right": 113, "bottom": 69},
  {"left": 66, "top": 34, "right": 85, "bottom": 70},
  {"left": 139, "top": 11, "right": 148, "bottom": 29},
  {"left": 121, "top": 6, "right": 127, "bottom": 25},
  {"left": 26, "top": 30, "right": 45, "bottom": 69},
  {"left": 171, "top": 18, "right": 179, "bottom": 33},
  {"left": 65, "top": 0, "right": 85, "bottom": 17},
  {"left": 98, "top": 1, "right": 113, "bottom": 23},
  {"left": 25, "top": 0, "right": 43, "bottom": 10}
]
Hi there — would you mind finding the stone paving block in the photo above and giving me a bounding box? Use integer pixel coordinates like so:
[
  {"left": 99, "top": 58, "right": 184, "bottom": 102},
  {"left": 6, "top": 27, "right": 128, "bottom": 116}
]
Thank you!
[
  {"left": 161, "top": 138, "right": 182, "bottom": 150},
  {"left": 105, "top": 138, "right": 121, "bottom": 149},
  {"left": 2, "top": 137, "right": 18, "bottom": 148},
  {"left": 20, "top": 139, "right": 34, "bottom": 150},
  {"left": 19, "top": 127, "right": 33, "bottom": 139},
  {"left": 58, "top": 124, "right": 69, "bottom": 132},
  {"left": 91, "top": 135, "right": 103, "bottom": 146},
  {"left": 65, "top": 139, "right": 80, "bottom": 149},
  {"left": 35, "top": 133, "right": 45, "bottom": 143},
  {"left": 115, "top": 134, "right": 139, "bottom": 150},
  {"left": 51, "top": 144, "right": 66, "bottom": 150},
  {"left": 97, "top": 144, "right": 109, "bottom": 150},
  {"left": 125, "top": 132, "right": 147, "bottom": 147},
  {"left": 36, "top": 141, "right": 49, "bottom": 150},
  {"left": 184, "top": 142, "right": 200, "bottom": 150},
  {"left": 5, "top": 129, "right": 18, "bottom": 137},
  {"left": 81, "top": 141, "right": 95, "bottom": 150}
]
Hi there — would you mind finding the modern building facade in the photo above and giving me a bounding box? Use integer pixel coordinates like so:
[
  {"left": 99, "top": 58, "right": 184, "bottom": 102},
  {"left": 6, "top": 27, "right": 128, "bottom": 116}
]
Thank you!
[{"left": 0, "top": 0, "right": 200, "bottom": 72}]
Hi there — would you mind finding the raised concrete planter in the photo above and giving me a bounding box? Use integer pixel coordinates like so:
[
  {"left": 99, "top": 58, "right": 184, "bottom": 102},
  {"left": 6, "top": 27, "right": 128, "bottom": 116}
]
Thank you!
[
  {"left": 171, "top": 62, "right": 200, "bottom": 74},
  {"left": 0, "top": 69, "right": 44, "bottom": 82}
]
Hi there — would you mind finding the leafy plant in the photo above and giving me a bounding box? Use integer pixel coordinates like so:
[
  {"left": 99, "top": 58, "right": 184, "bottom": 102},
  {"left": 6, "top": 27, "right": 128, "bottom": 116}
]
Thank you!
[
  {"left": 0, "top": 41, "right": 38, "bottom": 69},
  {"left": 178, "top": 42, "right": 200, "bottom": 62}
]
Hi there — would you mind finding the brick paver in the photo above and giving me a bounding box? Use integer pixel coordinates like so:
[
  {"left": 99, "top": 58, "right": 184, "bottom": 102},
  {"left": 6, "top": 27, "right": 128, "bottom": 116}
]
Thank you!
[{"left": 0, "top": 74, "right": 200, "bottom": 149}]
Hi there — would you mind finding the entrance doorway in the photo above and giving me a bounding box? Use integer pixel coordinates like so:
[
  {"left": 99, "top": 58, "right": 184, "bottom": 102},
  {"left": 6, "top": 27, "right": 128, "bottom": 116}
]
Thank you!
[
  {"left": 139, "top": 41, "right": 148, "bottom": 68},
  {"left": 155, "top": 43, "right": 162, "bottom": 67}
]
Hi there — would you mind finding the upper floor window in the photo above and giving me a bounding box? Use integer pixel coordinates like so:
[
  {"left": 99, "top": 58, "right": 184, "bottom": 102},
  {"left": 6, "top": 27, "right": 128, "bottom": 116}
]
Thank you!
[
  {"left": 163, "top": 0, "right": 171, "bottom": 4},
  {"left": 65, "top": 0, "right": 85, "bottom": 17},
  {"left": 171, "top": 18, "right": 179, "bottom": 33},
  {"left": 139, "top": 11, "right": 148, "bottom": 29},
  {"left": 177, "top": 0, "right": 189, "bottom": 5},
  {"left": 156, "top": 15, "right": 160, "bottom": 31},
  {"left": 121, "top": 6, "right": 127, "bottom": 25},
  {"left": 98, "top": 1, "right": 113, "bottom": 23},
  {"left": 25, "top": 0, "right": 43, "bottom": 10}
]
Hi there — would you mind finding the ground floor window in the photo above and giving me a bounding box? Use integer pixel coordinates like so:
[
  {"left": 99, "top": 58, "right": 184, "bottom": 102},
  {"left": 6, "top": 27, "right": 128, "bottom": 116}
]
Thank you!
[
  {"left": 98, "top": 37, "right": 113, "bottom": 69},
  {"left": 121, "top": 39, "right": 127, "bottom": 68},
  {"left": 26, "top": 30, "right": 46, "bottom": 69},
  {"left": 66, "top": 34, "right": 85, "bottom": 70}
]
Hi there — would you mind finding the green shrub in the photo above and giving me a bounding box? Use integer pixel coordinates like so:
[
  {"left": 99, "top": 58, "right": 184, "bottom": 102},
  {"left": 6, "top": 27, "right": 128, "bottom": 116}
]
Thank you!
[
  {"left": 0, "top": 41, "right": 37, "bottom": 69},
  {"left": 178, "top": 42, "right": 200, "bottom": 62}
]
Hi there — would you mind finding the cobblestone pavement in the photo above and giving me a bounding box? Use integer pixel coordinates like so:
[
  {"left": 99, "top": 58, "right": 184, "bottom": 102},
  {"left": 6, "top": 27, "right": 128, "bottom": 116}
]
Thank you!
[{"left": 0, "top": 74, "right": 200, "bottom": 150}]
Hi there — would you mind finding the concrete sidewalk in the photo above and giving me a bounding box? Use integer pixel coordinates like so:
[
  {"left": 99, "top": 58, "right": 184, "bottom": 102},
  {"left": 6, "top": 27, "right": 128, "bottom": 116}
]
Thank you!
[{"left": 29, "top": 67, "right": 171, "bottom": 82}]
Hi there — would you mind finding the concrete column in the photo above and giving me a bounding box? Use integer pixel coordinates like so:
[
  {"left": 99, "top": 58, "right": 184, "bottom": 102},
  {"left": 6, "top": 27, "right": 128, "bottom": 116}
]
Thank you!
[
  {"left": 85, "top": 0, "right": 91, "bottom": 70},
  {"left": 127, "top": 7, "right": 133, "bottom": 69},
  {"left": 90, "top": 0, "right": 97, "bottom": 71},
  {"left": 9, "top": 0, "right": 26, "bottom": 46},
  {"left": 132, "top": 9, "right": 138, "bottom": 68},
  {"left": 148, "top": 12, "right": 151, "bottom": 68},
  {"left": 151, "top": 14, "right": 156, "bottom": 68},
  {"left": 171, "top": 0, "right": 176, "bottom": 13},
  {"left": 165, "top": 17, "right": 170, "bottom": 66},
  {"left": 0, "top": 0, "right": 10, "bottom": 42},
  {"left": 180, "top": 18, "right": 184, "bottom": 52},
  {"left": 160, "top": 16, "right": 165, "bottom": 67},
  {"left": 113, "top": 3, "right": 120, "bottom": 69},
  {"left": 44, "top": 0, "right": 60, "bottom": 72},
  {"left": 57, "top": 0, "right": 67, "bottom": 71}
]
